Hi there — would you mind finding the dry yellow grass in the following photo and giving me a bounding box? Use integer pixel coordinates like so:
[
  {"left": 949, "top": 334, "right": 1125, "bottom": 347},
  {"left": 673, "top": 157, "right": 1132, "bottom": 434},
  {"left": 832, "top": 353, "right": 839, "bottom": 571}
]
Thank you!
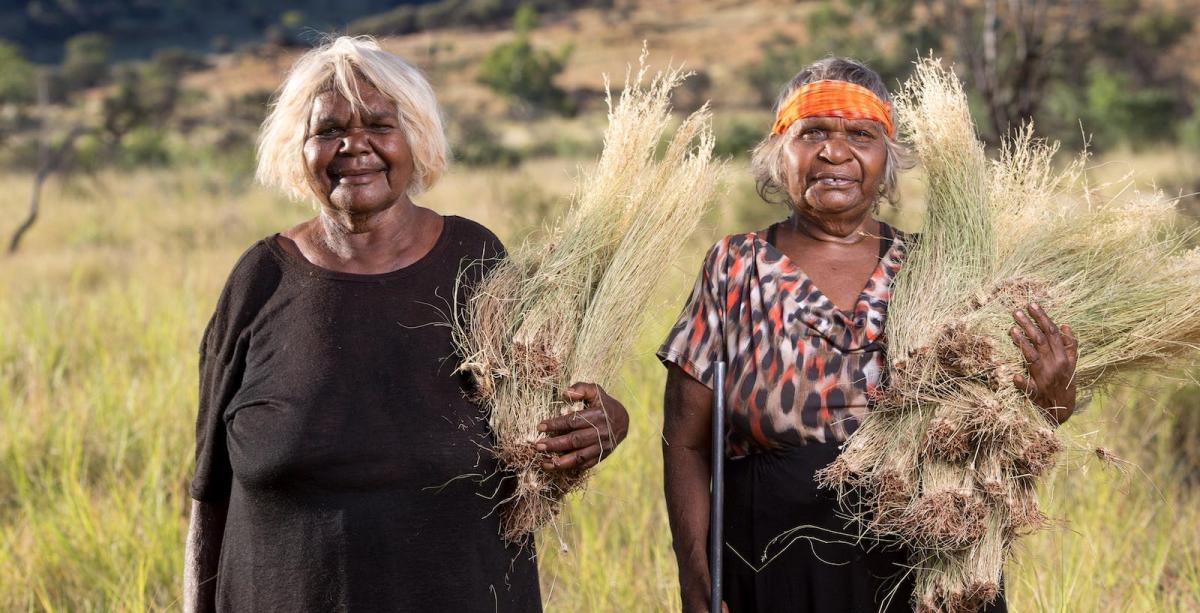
[
  {"left": 4, "top": 1, "right": 1200, "bottom": 608},
  {"left": 0, "top": 143, "right": 1197, "bottom": 611}
]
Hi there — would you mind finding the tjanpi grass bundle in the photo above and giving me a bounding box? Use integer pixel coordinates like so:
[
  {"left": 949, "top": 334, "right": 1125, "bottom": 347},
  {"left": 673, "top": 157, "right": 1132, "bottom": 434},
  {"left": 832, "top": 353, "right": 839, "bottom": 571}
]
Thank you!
[
  {"left": 454, "top": 52, "right": 724, "bottom": 543},
  {"left": 816, "top": 58, "right": 1200, "bottom": 612}
]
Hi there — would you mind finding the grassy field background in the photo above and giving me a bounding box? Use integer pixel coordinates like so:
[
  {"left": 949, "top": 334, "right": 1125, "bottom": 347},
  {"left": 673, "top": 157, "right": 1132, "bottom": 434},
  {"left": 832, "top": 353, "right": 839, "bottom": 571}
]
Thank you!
[
  {"left": 1, "top": 144, "right": 1199, "bottom": 610},
  {"left": 3, "top": 0, "right": 1200, "bottom": 608}
]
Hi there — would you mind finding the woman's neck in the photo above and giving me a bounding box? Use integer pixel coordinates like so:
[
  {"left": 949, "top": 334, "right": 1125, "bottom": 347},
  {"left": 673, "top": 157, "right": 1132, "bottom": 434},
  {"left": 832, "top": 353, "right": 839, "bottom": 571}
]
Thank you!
[
  {"left": 318, "top": 201, "right": 413, "bottom": 257},
  {"left": 292, "top": 200, "right": 441, "bottom": 274},
  {"left": 787, "top": 210, "right": 878, "bottom": 245}
]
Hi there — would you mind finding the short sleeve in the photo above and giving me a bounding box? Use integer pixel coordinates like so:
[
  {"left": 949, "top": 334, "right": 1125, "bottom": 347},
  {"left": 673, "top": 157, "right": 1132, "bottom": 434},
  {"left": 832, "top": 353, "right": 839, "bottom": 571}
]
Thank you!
[
  {"left": 656, "top": 240, "right": 726, "bottom": 389},
  {"left": 448, "top": 216, "right": 508, "bottom": 325},
  {"left": 189, "top": 319, "right": 234, "bottom": 502},
  {"left": 456, "top": 231, "right": 506, "bottom": 299},
  {"left": 188, "top": 241, "right": 281, "bottom": 502}
]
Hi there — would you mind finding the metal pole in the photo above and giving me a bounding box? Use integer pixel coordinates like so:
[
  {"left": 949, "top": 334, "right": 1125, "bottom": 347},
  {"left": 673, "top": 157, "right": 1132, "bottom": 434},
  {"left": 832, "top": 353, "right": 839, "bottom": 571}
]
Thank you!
[{"left": 709, "top": 360, "right": 726, "bottom": 613}]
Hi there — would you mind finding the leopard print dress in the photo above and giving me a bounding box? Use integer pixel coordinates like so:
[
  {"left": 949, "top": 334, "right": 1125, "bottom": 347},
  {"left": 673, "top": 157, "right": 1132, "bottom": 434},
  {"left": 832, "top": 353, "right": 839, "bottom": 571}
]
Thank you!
[
  {"left": 658, "top": 222, "right": 1010, "bottom": 613},
  {"left": 658, "top": 221, "right": 909, "bottom": 457}
]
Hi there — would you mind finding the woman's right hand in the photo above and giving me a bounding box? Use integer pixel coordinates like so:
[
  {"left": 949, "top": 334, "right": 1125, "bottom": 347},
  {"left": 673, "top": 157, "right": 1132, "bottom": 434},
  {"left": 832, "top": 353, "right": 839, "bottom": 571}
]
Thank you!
[{"left": 536, "top": 382, "right": 630, "bottom": 472}]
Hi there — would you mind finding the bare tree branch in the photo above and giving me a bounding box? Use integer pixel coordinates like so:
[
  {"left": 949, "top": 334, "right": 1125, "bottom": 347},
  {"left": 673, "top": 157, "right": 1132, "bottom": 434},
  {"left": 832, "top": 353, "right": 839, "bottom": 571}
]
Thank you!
[
  {"left": 982, "top": 0, "right": 1007, "bottom": 139},
  {"left": 9, "top": 69, "right": 86, "bottom": 255}
]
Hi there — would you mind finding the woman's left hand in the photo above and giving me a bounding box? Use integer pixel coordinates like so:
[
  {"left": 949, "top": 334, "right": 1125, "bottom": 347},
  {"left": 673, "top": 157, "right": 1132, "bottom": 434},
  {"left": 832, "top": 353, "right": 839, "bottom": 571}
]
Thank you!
[
  {"left": 1009, "top": 303, "right": 1078, "bottom": 425},
  {"left": 536, "top": 382, "right": 630, "bottom": 473}
]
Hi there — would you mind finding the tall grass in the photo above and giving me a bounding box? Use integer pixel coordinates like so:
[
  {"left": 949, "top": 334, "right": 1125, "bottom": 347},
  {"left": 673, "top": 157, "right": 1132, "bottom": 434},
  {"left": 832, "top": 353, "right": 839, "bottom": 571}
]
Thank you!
[
  {"left": 0, "top": 160, "right": 1197, "bottom": 611},
  {"left": 819, "top": 60, "right": 1200, "bottom": 611},
  {"left": 457, "top": 59, "right": 723, "bottom": 541}
]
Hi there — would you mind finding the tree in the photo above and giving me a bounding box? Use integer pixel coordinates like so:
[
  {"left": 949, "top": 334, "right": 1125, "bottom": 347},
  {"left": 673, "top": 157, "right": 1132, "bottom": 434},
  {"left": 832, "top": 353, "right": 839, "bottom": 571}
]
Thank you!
[
  {"left": 948, "top": 1, "right": 1079, "bottom": 142},
  {"left": 1084, "top": 62, "right": 1177, "bottom": 148},
  {"left": 0, "top": 39, "right": 34, "bottom": 105},
  {"left": 832, "top": 0, "right": 1080, "bottom": 143},
  {"left": 842, "top": 0, "right": 1196, "bottom": 146},
  {"left": 477, "top": 4, "right": 573, "bottom": 115},
  {"left": 744, "top": 6, "right": 915, "bottom": 110},
  {"left": 60, "top": 32, "right": 112, "bottom": 92},
  {"left": 100, "top": 58, "right": 182, "bottom": 145},
  {"left": 9, "top": 69, "right": 87, "bottom": 254},
  {"left": 745, "top": 33, "right": 807, "bottom": 108}
]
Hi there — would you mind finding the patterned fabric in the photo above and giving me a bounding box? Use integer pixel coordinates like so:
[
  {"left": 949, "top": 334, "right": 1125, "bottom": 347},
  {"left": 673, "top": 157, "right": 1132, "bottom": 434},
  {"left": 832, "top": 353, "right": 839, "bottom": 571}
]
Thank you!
[
  {"left": 771, "top": 79, "right": 895, "bottom": 137},
  {"left": 658, "top": 222, "right": 910, "bottom": 458}
]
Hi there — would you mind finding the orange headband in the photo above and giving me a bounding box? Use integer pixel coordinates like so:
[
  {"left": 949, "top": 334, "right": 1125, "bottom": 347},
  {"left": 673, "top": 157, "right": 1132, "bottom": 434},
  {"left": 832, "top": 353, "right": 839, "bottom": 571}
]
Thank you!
[{"left": 771, "top": 79, "right": 894, "bottom": 137}]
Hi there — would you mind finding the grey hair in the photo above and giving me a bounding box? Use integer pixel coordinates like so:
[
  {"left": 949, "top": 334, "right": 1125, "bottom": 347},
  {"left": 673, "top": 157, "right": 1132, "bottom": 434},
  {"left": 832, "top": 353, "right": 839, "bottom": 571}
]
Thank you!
[{"left": 750, "top": 56, "right": 913, "bottom": 209}]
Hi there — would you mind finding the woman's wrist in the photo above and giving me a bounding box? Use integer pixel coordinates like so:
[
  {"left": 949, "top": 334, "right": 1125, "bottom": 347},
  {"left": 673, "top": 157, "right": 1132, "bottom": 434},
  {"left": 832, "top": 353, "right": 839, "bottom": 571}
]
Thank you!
[
  {"left": 680, "top": 579, "right": 712, "bottom": 613},
  {"left": 677, "top": 559, "right": 712, "bottom": 604}
]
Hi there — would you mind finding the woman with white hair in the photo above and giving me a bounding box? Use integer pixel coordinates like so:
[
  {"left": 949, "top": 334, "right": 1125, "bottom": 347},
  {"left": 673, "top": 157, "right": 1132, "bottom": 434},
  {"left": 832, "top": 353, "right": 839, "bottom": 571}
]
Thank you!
[
  {"left": 659, "top": 57, "right": 1078, "bottom": 612},
  {"left": 183, "top": 36, "right": 629, "bottom": 612}
]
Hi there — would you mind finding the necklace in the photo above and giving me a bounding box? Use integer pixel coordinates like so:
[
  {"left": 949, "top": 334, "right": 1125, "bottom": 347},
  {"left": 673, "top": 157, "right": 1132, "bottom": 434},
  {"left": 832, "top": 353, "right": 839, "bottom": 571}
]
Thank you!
[{"left": 788, "top": 216, "right": 869, "bottom": 245}]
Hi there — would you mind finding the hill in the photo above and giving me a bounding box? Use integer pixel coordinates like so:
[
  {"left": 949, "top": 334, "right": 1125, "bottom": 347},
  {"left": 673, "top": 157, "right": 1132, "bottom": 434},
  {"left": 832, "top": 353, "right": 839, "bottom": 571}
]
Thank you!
[
  {"left": 4, "top": 0, "right": 1198, "bottom": 203},
  {"left": 181, "top": 0, "right": 813, "bottom": 114}
]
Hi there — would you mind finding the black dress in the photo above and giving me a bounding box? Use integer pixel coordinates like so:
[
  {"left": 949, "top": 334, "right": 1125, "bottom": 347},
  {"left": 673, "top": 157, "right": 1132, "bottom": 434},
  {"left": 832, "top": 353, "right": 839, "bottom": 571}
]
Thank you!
[{"left": 190, "top": 215, "right": 541, "bottom": 612}]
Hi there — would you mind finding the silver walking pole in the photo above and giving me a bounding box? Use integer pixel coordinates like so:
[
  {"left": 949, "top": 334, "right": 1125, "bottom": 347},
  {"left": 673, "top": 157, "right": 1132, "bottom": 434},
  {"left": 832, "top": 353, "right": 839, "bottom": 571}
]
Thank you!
[{"left": 709, "top": 360, "right": 727, "bottom": 613}]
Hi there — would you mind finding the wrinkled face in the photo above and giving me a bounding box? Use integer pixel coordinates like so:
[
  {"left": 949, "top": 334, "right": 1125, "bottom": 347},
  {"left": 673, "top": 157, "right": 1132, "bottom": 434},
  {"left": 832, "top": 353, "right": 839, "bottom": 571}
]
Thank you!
[
  {"left": 781, "top": 115, "right": 888, "bottom": 221},
  {"left": 303, "top": 79, "right": 415, "bottom": 214}
]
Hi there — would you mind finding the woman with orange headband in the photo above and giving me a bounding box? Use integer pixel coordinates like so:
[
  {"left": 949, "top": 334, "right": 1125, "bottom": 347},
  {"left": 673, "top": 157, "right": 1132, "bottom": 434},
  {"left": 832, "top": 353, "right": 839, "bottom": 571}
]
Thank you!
[{"left": 659, "top": 57, "right": 1078, "bottom": 612}]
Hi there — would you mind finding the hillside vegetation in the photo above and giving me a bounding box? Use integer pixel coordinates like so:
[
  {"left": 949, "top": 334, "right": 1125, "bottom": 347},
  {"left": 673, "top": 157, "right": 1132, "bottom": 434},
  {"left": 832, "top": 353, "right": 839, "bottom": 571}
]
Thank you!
[{"left": 3, "top": 0, "right": 1200, "bottom": 176}]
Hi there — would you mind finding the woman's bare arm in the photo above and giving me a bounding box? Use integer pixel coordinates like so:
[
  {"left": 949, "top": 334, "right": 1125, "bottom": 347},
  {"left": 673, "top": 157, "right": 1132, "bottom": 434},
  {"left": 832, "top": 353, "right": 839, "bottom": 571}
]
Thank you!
[
  {"left": 183, "top": 498, "right": 228, "bottom": 613},
  {"left": 662, "top": 363, "right": 721, "bottom": 613}
]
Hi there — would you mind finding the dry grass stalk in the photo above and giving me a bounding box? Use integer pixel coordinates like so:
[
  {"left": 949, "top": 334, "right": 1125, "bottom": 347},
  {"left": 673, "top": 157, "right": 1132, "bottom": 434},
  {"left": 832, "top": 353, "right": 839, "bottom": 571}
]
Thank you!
[
  {"left": 454, "top": 50, "right": 724, "bottom": 542},
  {"left": 816, "top": 58, "right": 1200, "bottom": 610}
]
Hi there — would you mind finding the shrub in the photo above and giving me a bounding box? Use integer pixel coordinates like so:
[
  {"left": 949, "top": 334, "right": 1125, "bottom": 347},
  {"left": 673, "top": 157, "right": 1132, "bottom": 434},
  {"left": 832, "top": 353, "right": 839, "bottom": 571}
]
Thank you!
[
  {"left": 744, "top": 33, "right": 806, "bottom": 108},
  {"left": 72, "top": 132, "right": 108, "bottom": 173},
  {"left": 452, "top": 117, "right": 522, "bottom": 167},
  {"left": 713, "top": 119, "right": 765, "bottom": 159},
  {"left": 0, "top": 39, "right": 34, "bottom": 105},
  {"left": 101, "top": 61, "right": 181, "bottom": 143},
  {"left": 744, "top": 6, "right": 906, "bottom": 110},
  {"left": 349, "top": 0, "right": 610, "bottom": 35},
  {"left": 476, "top": 5, "right": 573, "bottom": 115},
  {"left": 150, "top": 48, "right": 211, "bottom": 75},
  {"left": 349, "top": 6, "right": 419, "bottom": 36},
  {"left": 119, "top": 127, "right": 170, "bottom": 167},
  {"left": 1084, "top": 62, "right": 1178, "bottom": 149},
  {"left": 225, "top": 89, "right": 274, "bottom": 126},
  {"left": 60, "top": 32, "right": 112, "bottom": 93},
  {"left": 1180, "top": 100, "right": 1200, "bottom": 154}
]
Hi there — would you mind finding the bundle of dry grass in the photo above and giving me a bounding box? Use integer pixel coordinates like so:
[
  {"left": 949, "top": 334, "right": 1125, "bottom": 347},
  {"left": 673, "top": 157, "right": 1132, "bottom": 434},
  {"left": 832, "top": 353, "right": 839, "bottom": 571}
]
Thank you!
[
  {"left": 454, "top": 51, "right": 723, "bottom": 543},
  {"left": 816, "top": 58, "right": 1200, "bottom": 612}
]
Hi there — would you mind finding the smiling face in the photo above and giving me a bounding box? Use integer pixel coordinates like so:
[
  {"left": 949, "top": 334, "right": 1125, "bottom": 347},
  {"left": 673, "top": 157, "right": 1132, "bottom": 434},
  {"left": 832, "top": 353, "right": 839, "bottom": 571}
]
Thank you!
[
  {"left": 303, "top": 78, "right": 415, "bottom": 216},
  {"left": 781, "top": 115, "right": 888, "bottom": 225}
]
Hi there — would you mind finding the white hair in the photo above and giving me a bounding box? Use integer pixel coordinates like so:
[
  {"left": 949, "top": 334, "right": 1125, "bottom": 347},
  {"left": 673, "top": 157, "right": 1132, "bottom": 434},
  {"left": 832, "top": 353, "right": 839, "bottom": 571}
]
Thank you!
[{"left": 256, "top": 35, "right": 450, "bottom": 203}]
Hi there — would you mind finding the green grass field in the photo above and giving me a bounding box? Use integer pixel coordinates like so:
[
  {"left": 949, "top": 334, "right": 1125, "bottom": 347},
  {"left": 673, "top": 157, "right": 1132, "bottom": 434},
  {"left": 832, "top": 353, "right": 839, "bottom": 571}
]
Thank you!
[{"left": 1, "top": 158, "right": 1198, "bottom": 611}]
